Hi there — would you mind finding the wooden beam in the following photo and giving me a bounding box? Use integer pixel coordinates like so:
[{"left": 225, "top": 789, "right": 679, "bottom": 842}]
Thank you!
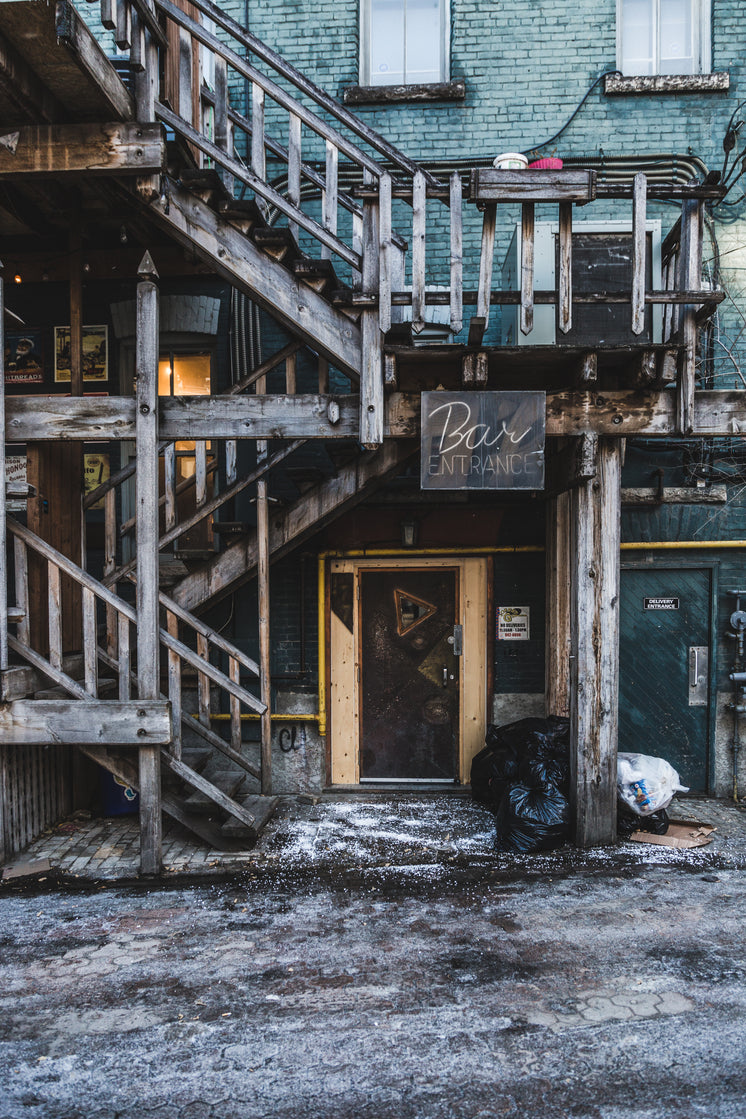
[
  {"left": 135, "top": 252, "right": 162, "bottom": 875},
  {"left": 569, "top": 438, "right": 621, "bottom": 847},
  {"left": 134, "top": 181, "right": 362, "bottom": 380},
  {"left": 471, "top": 168, "right": 597, "bottom": 203},
  {"left": 0, "top": 123, "right": 165, "bottom": 178},
  {"left": 8, "top": 390, "right": 746, "bottom": 443},
  {"left": 0, "top": 700, "right": 171, "bottom": 746},
  {"left": 170, "top": 440, "right": 419, "bottom": 612},
  {"left": 545, "top": 489, "right": 571, "bottom": 718}
]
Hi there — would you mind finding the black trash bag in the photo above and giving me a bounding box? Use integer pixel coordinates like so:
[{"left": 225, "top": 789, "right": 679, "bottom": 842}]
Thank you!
[
  {"left": 487, "top": 716, "right": 570, "bottom": 762},
  {"left": 470, "top": 741, "right": 520, "bottom": 807},
  {"left": 494, "top": 781, "right": 571, "bottom": 854},
  {"left": 617, "top": 805, "right": 670, "bottom": 839},
  {"left": 518, "top": 753, "right": 570, "bottom": 791}
]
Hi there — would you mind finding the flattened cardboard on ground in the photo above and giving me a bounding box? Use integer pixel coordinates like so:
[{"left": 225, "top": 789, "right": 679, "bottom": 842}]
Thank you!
[
  {"left": 1, "top": 857, "right": 53, "bottom": 880},
  {"left": 630, "top": 818, "right": 716, "bottom": 848}
]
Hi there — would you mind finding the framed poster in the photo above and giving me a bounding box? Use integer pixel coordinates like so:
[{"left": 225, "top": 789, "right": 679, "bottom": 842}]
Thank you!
[
  {"left": 54, "top": 324, "right": 108, "bottom": 382},
  {"left": 84, "top": 453, "right": 110, "bottom": 509},
  {"left": 5, "top": 331, "right": 44, "bottom": 384}
]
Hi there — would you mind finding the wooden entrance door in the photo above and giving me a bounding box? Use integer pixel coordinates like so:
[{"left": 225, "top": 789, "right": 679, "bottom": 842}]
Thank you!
[{"left": 359, "top": 568, "right": 460, "bottom": 780}]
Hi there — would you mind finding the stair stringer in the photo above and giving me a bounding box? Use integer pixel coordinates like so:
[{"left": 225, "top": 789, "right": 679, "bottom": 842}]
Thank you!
[
  {"left": 132, "top": 179, "right": 362, "bottom": 381},
  {"left": 170, "top": 439, "right": 419, "bottom": 613}
]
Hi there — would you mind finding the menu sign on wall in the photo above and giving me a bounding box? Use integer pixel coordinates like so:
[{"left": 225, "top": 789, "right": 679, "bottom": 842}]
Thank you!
[{"left": 421, "top": 391, "right": 545, "bottom": 490}]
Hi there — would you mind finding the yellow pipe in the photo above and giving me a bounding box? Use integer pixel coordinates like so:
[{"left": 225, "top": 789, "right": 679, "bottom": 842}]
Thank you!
[
  {"left": 206, "top": 712, "right": 320, "bottom": 722},
  {"left": 622, "top": 540, "right": 746, "bottom": 549}
]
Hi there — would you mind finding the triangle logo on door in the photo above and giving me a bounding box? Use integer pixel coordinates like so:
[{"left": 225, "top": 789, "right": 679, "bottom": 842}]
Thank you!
[{"left": 394, "top": 588, "right": 438, "bottom": 637}]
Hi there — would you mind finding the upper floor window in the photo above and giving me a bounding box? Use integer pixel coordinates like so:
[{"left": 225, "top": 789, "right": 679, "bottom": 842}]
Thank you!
[
  {"left": 618, "top": 0, "right": 711, "bottom": 75},
  {"left": 361, "top": 0, "right": 449, "bottom": 86}
]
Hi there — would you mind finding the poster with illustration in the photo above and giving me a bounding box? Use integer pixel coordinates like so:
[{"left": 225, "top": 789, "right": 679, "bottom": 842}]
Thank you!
[
  {"left": 54, "top": 325, "right": 108, "bottom": 382},
  {"left": 5, "top": 331, "right": 43, "bottom": 384}
]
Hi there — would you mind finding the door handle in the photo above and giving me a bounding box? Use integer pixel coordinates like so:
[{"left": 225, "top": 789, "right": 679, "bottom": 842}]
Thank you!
[
  {"left": 689, "top": 646, "right": 700, "bottom": 688},
  {"left": 443, "top": 665, "right": 448, "bottom": 688}
]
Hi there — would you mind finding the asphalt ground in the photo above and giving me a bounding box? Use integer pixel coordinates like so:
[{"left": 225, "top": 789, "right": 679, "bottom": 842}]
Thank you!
[{"left": 1, "top": 795, "right": 745, "bottom": 1119}]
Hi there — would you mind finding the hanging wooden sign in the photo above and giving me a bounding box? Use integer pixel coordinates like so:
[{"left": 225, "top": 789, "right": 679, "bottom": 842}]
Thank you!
[{"left": 420, "top": 391, "right": 545, "bottom": 490}]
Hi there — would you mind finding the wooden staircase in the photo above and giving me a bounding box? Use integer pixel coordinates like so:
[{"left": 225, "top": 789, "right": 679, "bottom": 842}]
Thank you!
[{"left": 3, "top": 516, "right": 277, "bottom": 850}]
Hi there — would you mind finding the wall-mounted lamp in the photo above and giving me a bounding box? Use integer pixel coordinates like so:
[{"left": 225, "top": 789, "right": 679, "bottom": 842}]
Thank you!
[
  {"left": 401, "top": 520, "right": 418, "bottom": 547},
  {"left": 13, "top": 273, "right": 21, "bottom": 284}
]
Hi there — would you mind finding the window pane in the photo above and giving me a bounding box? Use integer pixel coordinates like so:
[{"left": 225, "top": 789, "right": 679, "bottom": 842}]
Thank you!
[
  {"left": 660, "top": 0, "right": 694, "bottom": 73},
  {"left": 369, "top": 0, "right": 405, "bottom": 85},
  {"left": 405, "top": 0, "right": 442, "bottom": 84},
  {"left": 621, "top": 0, "right": 654, "bottom": 75}
]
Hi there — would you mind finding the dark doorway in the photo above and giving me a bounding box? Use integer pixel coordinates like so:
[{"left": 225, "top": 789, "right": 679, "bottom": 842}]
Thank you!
[{"left": 359, "top": 567, "right": 460, "bottom": 780}]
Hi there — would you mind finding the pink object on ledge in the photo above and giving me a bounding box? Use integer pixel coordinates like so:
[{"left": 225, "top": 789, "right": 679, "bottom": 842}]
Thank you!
[{"left": 528, "top": 157, "right": 564, "bottom": 169}]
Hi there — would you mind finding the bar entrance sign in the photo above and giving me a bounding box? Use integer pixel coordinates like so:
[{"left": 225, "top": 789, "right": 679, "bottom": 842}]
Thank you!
[{"left": 421, "top": 391, "right": 545, "bottom": 490}]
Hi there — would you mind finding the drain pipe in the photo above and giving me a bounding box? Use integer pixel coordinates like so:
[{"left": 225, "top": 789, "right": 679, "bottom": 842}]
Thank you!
[{"left": 727, "top": 589, "right": 746, "bottom": 802}]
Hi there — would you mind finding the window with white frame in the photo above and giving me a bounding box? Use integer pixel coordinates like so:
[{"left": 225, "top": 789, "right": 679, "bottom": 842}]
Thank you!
[
  {"left": 618, "top": 0, "right": 711, "bottom": 76},
  {"left": 361, "top": 0, "right": 449, "bottom": 86}
]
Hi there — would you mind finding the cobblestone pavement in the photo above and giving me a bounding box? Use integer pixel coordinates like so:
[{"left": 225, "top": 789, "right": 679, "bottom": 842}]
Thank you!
[
  {"left": 5, "top": 794, "right": 746, "bottom": 884},
  {"left": 0, "top": 858, "right": 745, "bottom": 1118}
]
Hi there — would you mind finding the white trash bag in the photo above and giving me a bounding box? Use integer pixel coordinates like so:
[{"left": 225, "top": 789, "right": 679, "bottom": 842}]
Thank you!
[{"left": 617, "top": 752, "right": 689, "bottom": 816}]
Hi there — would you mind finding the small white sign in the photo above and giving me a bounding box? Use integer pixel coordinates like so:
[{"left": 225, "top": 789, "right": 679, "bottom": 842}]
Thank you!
[
  {"left": 497, "top": 606, "right": 530, "bottom": 641},
  {"left": 6, "top": 454, "right": 27, "bottom": 512}
]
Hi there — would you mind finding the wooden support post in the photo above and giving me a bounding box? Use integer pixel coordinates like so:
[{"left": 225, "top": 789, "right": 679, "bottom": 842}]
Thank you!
[
  {"left": 360, "top": 172, "right": 383, "bottom": 448},
  {"left": 450, "top": 171, "right": 463, "bottom": 335},
  {"left": 166, "top": 610, "right": 181, "bottom": 758},
  {"left": 569, "top": 437, "right": 622, "bottom": 848},
  {"left": 135, "top": 3, "right": 158, "bottom": 123},
  {"left": 545, "top": 487, "right": 571, "bottom": 717},
  {"left": 520, "top": 201, "right": 535, "bottom": 336},
  {"left": 411, "top": 170, "right": 427, "bottom": 335},
  {"left": 287, "top": 112, "right": 301, "bottom": 243},
  {"left": 558, "top": 201, "right": 572, "bottom": 335},
  {"left": 322, "top": 140, "right": 338, "bottom": 261},
  {"left": 378, "top": 171, "right": 392, "bottom": 334},
  {"left": 0, "top": 264, "right": 6, "bottom": 678},
  {"left": 214, "top": 54, "right": 232, "bottom": 195},
  {"left": 256, "top": 368, "right": 272, "bottom": 795},
  {"left": 135, "top": 251, "right": 162, "bottom": 875},
  {"left": 631, "top": 172, "right": 647, "bottom": 336},
  {"left": 676, "top": 199, "right": 703, "bottom": 434},
  {"left": 476, "top": 203, "right": 496, "bottom": 330}
]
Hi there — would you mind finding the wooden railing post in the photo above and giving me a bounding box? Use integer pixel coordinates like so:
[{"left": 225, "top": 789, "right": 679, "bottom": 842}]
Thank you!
[
  {"left": 676, "top": 199, "right": 703, "bottom": 435},
  {"left": 360, "top": 171, "right": 383, "bottom": 448},
  {"left": 135, "top": 250, "right": 162, "bottom": 875},
  {"left": 631, "top": 172, "right": 647, "bottom": 336}
]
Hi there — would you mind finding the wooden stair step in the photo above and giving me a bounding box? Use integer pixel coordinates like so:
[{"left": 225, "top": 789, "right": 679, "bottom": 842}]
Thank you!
[
  {"left": 183, "top": 771, "right": 245, "bottom": 814},
  {"left": 252, "top": 227, "right": 300, "bottom": 263},
  {"left": 221, "top": 794, "right": 279, "bottom": 840},
  {"left": 179, "top": 168, "right": 232, "bottom": 206},
  {"left": 292, "top": 258, "right": 340, "bottom": 295},
  {"left": 218, "top": 197, "right": 266, "bottom": 235},
  {"left": 180, "top": 747, "right": 212, "bottom": 772}
]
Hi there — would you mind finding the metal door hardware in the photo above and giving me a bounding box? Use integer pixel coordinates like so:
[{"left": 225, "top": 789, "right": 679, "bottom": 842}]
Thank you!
[
  {"left": 689, "top": 646, "right": 708, "bottom": 706},
  {"left": 447, "top": 624, "right": 463, "bottom": 656}
]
